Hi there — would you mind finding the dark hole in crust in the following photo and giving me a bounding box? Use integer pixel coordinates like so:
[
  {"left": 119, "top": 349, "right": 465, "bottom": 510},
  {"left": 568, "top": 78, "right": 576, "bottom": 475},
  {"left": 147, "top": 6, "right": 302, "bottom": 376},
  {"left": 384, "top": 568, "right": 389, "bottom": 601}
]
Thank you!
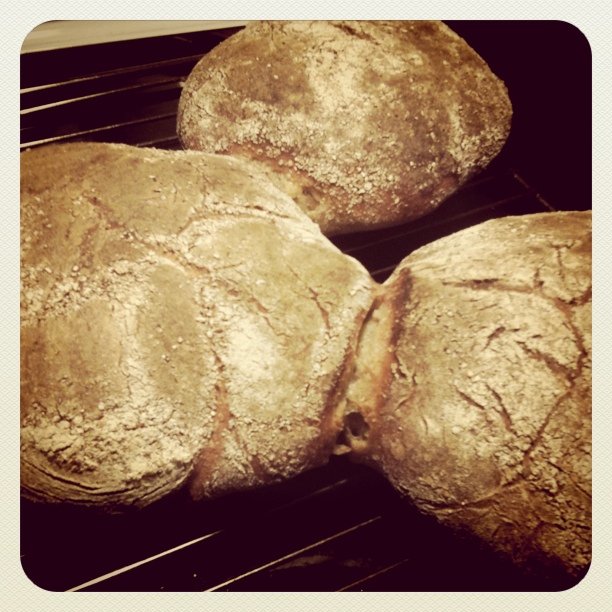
[
  {"left": 334, "top": 411, "right": 371, "bottom": 455},
  {"left": 345, "top": 411, "right": 370, "bottom": 439}
]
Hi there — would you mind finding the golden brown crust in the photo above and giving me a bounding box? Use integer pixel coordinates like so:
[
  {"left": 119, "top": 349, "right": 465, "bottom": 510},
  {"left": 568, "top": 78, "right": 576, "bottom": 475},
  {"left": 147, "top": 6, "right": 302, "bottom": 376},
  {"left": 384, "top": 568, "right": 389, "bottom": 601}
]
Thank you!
[
  {"left": 20, "top": 142, "right": 375, "bottom": 508},
  {"left": 334, "top": 277, "right": 411, "bottom": 457},
  {"left": 178, "top": 20, "right": 512, "bottom": 235},
  {"left": 353, "top": 211, "right": 591, "bottom": 580}
]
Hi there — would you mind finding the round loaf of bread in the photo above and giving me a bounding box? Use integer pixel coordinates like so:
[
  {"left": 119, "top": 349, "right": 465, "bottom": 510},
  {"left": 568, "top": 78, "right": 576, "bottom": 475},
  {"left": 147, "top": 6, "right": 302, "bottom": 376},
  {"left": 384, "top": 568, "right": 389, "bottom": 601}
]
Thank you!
[
  {"left": 178, "top": 20, "right": 512, "bottom": 235},
  {"left": 341, "top": 211, "right": 591, "bottom": 583},
  {"left": 20, "top": 142, "right": 375, "bottom": 508}
]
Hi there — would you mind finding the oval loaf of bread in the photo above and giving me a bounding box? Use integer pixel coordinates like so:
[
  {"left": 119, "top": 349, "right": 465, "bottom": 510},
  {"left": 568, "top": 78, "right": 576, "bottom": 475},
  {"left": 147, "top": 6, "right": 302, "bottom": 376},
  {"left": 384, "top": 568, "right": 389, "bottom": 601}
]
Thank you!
[
  {"left": 20, "top": 142, "right": 375, "bottom": 508},
  {"left": 178, "top": 20, "right": 512, "bottom": 235},
  {"left": 342, "top": 211, "right": 592, "bottom": 581}
]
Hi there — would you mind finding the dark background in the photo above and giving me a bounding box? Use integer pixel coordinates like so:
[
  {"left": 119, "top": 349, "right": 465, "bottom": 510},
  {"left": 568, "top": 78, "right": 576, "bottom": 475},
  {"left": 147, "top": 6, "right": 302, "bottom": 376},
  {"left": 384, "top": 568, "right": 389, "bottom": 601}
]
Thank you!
[{"left": 448, "top": 20, "right": 592, "bottom": 212}]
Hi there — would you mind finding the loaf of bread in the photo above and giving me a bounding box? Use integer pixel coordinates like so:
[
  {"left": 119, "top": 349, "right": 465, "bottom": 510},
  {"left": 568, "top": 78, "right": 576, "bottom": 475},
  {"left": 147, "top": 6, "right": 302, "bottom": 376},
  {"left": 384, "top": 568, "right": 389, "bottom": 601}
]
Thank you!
[
  {"left": 20, "top": 142, "right": 375, "bottom": 508},
  {"left": 177, "top": 20, "right": 512, "bottom": 235},
  {"left": 341, "top": 211, "right": 592, "bottom": 581}
]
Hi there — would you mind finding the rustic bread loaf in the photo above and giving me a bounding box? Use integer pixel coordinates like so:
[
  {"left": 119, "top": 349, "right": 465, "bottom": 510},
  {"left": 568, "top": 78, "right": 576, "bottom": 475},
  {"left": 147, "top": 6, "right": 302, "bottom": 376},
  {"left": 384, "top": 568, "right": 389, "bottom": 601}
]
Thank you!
[
  {"left": 20, "top": 142, "right": 375, "bottom": 508},
  {"left": 341, "top": 211, "right": 592, "bottom": 581},
  {"left": 177, "top": 20, "right": 512, "bottom": 235}
]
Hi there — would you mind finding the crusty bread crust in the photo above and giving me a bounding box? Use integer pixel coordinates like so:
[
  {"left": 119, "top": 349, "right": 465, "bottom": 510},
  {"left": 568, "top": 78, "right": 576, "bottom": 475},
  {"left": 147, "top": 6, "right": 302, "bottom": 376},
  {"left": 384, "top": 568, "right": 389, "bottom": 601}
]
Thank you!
[
  {"left": 20, "top": 142, "right": 375, "bottom": 508},
  {"left": 345, "top": 211, "right": 591, "bottom": 580},
  {"left": 178, "top": 20, "right": 512, "bottom": 235}
]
